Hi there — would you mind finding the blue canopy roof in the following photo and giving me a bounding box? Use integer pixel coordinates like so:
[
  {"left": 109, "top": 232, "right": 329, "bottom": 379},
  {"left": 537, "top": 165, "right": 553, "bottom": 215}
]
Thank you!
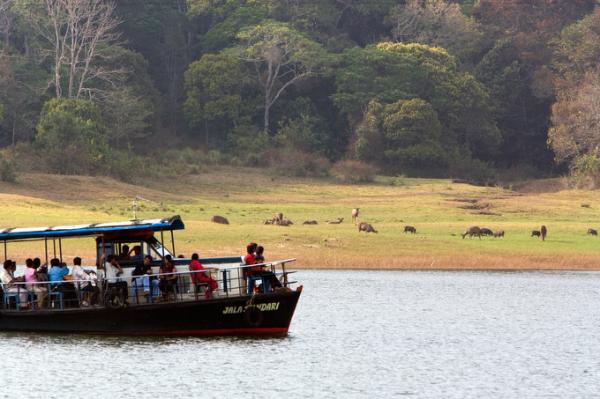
[{"left": 0, "top": 215, "right": 185, "bottom": 242}]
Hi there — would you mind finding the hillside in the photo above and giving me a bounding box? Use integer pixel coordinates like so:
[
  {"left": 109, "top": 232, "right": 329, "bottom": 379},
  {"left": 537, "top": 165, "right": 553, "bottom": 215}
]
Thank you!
[{"left": 2, "top": 169, "right": 600, "bottom": 269}]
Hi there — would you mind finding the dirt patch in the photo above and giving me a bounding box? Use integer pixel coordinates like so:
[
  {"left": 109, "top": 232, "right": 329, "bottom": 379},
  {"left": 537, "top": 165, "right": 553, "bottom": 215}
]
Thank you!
[
  {"left": 448, "top": 198, "right": 479, "bottom": 203},
  {"left": 458, "top": 203, "right": 491, "bottom": 210},
  {"left": 513, "top": 178, "right": 567, "bottom": 194}
]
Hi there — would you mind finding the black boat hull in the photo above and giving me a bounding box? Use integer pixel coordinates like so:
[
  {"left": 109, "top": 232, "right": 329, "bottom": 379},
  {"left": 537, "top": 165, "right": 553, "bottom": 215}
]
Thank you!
[{"left": 0, "top": 290, "right": 301, "bottom": 336}]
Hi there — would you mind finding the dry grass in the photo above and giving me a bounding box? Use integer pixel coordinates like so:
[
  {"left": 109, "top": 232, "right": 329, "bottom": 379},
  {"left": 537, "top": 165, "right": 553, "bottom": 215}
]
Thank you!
[{"left": 2, "top": 169, "right": 600, "bottom": 269}]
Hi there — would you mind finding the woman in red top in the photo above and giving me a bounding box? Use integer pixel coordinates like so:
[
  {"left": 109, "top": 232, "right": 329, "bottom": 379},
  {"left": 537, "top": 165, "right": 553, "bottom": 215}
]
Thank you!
[{"left": 189, "top": 253, "right": 217, "bottom": 298}]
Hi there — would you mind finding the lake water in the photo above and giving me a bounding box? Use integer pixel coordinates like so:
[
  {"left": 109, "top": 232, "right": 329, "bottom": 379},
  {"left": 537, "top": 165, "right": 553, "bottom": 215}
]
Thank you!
[{"left": 1, "top": 270, "right": 599, "bottom": 398}]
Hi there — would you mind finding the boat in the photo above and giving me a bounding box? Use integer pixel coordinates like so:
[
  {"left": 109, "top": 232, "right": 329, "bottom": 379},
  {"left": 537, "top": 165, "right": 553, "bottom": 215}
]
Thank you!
[{"left": 0, "top": 216, "right": 302, "bottom": 336}]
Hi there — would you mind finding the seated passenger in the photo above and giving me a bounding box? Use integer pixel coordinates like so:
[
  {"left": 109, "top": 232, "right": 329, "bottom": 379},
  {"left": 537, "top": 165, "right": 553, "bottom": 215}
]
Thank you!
[
  {"left": 132, "top": 255, "right": 159, "bottom": 300},
  {"left": 48, "top": 258, "right": 78, "bottom": 308},
  {"left": 119, "top": 245, "right": 131, "bottom": 261},
  {"left": 130, "top": 245, "right": 142, "bottom": 258},
  {"left": 247, "top": 246, "right": 282, "bottom": 293},
  {"left": 34, "top": 258, "right": 48, "bottom": 281},
  {"left": 244, "top": 243, "right": 258, "bottom": 266},
  {"left": 24, "top": 258, "right": 48, "bottom": 308},
  {"left": 0, "top": 260, "right": 28, "bottom": 308},
  {"left": 255, "top": 246, "right": 265, "bottom": 263},
  {"left": 71, "top": 257, "right": 99, "bottom": 306},
  {"left": 158, "top": 255, "right": 178, "bottom": 301},
  {"left": 104, "top": 254, "right": 129, "bottom": 304},
  {"left": 189, "top": 253, "right": 217, "bottom": 299}
]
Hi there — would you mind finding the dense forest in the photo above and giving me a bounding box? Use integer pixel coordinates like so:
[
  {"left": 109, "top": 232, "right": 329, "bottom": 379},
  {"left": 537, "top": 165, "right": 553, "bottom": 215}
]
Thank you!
[{"left": 0, "top": 0, "right": 599, "bottom": 184}]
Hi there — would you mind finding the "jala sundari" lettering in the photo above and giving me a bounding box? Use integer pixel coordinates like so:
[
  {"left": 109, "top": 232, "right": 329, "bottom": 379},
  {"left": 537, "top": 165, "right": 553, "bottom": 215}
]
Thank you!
[{"left": 222, "top": 302, "right": 280, "bottom": 314}]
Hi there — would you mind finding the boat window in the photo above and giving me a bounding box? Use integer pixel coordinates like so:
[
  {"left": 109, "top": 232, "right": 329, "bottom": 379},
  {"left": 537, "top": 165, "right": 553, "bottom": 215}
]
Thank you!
[{"left": 146, "top": 237, "right": 172, "bottom": 259}]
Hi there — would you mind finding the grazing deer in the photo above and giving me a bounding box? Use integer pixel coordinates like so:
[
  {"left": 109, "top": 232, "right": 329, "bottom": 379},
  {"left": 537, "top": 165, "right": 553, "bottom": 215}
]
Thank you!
[
  {"left": 351, "top": 208, "right": 360, "bottom": 224},
  {"left": 462, "top": 226, "right": 482, "bottom": 239},
  {"left": 531, "top": 230, "right": 541, "bottom": 238},
  {"left": 358, "top": 222, "right": 377, "bottom": 233},
  {"left": 493, "top": 230, "right": 505, "bottom": 238},
  {"left": 587, "top": 228, "right": 598, "bottom": 236},
  {"left": 211, "top": 215, "right": 229, "bottom": 225},
  {"left": 404, "top": 225, "right": 416, "bottom": 234},
  {"left": 480, "top": 228, "right": 494, "bottom": 236}
]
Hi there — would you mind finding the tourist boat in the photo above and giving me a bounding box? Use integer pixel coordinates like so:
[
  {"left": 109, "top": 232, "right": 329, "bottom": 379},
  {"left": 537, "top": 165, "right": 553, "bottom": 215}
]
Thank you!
[{"left": 0, "top": 216, "right": 302, "bottom": 336}]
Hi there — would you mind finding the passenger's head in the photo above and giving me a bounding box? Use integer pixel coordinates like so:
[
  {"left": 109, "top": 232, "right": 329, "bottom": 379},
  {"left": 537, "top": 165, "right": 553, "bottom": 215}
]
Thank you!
[
  {"left": 191, "top": 253, "right": 199, "bottom": 260},
  {"left": 246, "top": 243, "right": 257, "bottom": 254},
  {"left": 33, "top": 258, "right": 41, "bottom": 268},
  {"left": 122, "top": 245, "right": 130, "bottom": 255},
  {"left": 50, "top": 258, "right": 60, "bottom": 267},
  {"left": 73, "top": 257, "right": 81, "bottom": 266},
  {"left": 165, "top": 254, "right": 172, "bottom": 262},
  {"left": 26, "top": 258, "right": 34, "bottom": 268},
  {"left": 3, "top": 259, "right": 12, "bottom": 270},
  {"left": 144, "top": 255, "right": 152, "bottom": 265},
  {"left": 256, "top": 246, "right": 264, "bottom": 256}
]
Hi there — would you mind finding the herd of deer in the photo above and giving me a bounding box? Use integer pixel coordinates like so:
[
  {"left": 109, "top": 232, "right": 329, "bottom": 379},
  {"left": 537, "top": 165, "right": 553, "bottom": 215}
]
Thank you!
[{"left": 211, "top": 209, "right": 598, "bottom": 240}]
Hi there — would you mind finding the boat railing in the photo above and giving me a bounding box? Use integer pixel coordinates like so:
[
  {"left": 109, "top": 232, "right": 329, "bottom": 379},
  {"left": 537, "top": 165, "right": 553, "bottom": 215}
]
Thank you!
[{"left": 1, "top": 258, "right": 297, "bottom": 311}]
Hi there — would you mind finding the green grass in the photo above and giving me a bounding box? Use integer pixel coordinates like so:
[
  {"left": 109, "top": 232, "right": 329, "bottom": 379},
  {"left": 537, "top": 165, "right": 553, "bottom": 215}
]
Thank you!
[{"left": 1, "top": 169, "right": 600, "bottom": 269}]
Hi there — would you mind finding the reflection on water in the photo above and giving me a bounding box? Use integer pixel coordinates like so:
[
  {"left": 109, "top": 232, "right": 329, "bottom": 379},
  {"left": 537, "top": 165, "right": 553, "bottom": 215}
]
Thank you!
[{"left": 2, "top": 270, "right": 600, "bottom": 398}]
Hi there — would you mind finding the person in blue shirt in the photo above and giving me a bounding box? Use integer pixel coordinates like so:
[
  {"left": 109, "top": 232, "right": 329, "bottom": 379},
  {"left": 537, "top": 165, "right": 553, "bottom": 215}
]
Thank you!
[
  {"left": 48, "top": 258, "right": 78, "bottom": 308},
  {"left": 48, "top": 258, "right": 68, "bottom": 286}
]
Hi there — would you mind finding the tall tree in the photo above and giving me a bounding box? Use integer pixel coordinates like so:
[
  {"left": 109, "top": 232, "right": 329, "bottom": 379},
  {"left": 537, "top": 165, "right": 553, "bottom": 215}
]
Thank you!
[
  {"left": 386, "top": 0, "right": 483, "bottom": 62},
  {"left": 237, "top": 21, "right": 329, "bottom": 133},
  {"left": 22, "top": 0, "right": 122, "bottom": 98}
]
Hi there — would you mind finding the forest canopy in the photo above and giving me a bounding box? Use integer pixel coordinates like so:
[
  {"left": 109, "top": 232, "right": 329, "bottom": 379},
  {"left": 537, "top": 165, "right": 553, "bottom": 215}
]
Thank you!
[{"left": 0, "top": 0, "right": 599, "bottom": 183}]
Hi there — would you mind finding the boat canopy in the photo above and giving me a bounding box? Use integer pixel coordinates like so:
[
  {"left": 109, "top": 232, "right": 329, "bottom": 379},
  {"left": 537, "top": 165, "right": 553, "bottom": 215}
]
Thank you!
[{"left": 0, "top": 215, "right": 185, "bottom": 242}]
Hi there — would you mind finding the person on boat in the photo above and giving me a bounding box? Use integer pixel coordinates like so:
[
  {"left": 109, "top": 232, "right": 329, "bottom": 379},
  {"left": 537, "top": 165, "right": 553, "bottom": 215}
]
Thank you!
[
  {"left": 24, "top": 258, "right": 48, "bottom": 309},
  {"left": 104, "top": 254, "right": 129, "bottom": 304},
  {"left": 48, "top": 258, "right": 78, "bottom": 308},
  {"left": 0, "top": 260, "right": 28, "bottom": 308},
  {"left": 189, "top": 253, "right": 217, "bottom": 299},
  {"left": 132, "top": 255, "right": 159, "bottom": 300},
  {"left": 158, "top": 255, "right": 178, "bottom": 301},
  {"left": 71, "top": 257, "right": 99, "bottom": 306},
  {"left": 33, "top": 258, "right": 48, "bottom": 282},
  {"left": 255, "top": 246, "right": 265, "bottom": 263},
  {"left": 246, "top": 246, "right": 282, "bottom": 292},
  {"left": 119, "top": 245, "right": 131, "bottom": 261},
  {"left": 244, "top": 243, "right": 258, "bottom": 266}
]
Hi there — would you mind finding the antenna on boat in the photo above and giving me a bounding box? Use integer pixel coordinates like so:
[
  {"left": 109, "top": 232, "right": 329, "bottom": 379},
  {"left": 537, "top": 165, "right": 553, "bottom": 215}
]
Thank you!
[{"left": 131, "top": 195, "right": 150, "bottom": 220}]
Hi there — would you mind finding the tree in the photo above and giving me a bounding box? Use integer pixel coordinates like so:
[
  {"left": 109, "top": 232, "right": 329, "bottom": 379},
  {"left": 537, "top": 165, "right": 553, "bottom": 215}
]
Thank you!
[
  {"left": 549, "top": 71, "right": 600, "bottom": 162},
  {"left": 237, "top": 21, "right": 329, "bottom": 133},
  {"left": 22, "top": 0, "right": 122, "bottom": 98},
  {"left": 386, "top": 0, "right": 483, "bottom": 62},
  {"left": 335, "top": 42, "right": 500, "bottom": 163},
  {"left": 184, "top": 50, "right": 254, "bottom": 147},
  {"left": 35, "top": 97, "right": 108, "bottom": 174},
  {"left": 0, "top": 0, "right": 15, "bottom": 49}
]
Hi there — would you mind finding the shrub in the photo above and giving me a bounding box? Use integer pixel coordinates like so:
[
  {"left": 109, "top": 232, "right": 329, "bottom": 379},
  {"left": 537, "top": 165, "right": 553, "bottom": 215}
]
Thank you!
[
  {"left": 448, "top": 157, "right": 497, "bottom": 186},
  {"left": 0, "top": 155, "right": 17, "bottom": 183},
  {"left": 265, "top": 149, "right": 330, "bottom": 177},
  {"left": 329, "top": 160, "right": 377, "bottom": 183},
  {"left": 569, "top": 154, "right": 600, "bottom": 188},
  {"left": 35, "top": 98, "right": 109, "bottom": 175}
]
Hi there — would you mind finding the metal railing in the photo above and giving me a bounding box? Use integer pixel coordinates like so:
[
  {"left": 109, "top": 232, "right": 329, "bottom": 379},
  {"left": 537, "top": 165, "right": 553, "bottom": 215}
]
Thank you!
[{"left": 0, "top": 259, "right": 297, "bottom": 312}]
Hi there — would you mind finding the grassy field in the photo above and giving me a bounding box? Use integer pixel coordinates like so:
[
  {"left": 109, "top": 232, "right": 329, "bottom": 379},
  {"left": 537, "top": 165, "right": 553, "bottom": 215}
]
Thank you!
[{"left": 1, "top": 169, "right": 600, "bottom": 270}]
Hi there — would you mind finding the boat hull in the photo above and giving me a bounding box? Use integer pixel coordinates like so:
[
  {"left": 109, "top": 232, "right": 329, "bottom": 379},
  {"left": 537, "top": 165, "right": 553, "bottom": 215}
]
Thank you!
[{"left": 0, "top": 290, "right": 301, "bottom": 336}]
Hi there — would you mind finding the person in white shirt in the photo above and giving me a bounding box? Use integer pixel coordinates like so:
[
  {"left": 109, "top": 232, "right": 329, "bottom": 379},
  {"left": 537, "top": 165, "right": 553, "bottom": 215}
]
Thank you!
[
  {"left": 71, "top": 257, "right": 99, "bottom": 306},
  {"left": 103, "top": 254, "right": 128, "bottom": 304},
  {"left": 1, "top": 260, "right": 28, "bottom": 307}
]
